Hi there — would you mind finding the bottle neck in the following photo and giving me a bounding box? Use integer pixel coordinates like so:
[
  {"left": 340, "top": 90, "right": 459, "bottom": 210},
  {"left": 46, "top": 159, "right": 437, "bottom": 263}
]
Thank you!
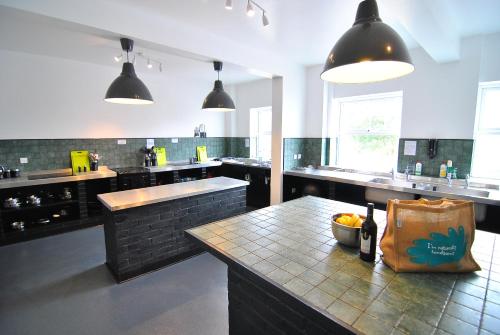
[{"left": 366, "top": 203, "right": 374, "bottom": 219}]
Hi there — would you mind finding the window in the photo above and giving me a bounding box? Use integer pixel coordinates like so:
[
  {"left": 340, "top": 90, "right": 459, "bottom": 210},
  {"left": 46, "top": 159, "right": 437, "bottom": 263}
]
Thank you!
[
  {"left": 329, "top": 91, "right": 403, "bottom": 172},
  {"left": 250, "top": 106, "right": 272, "bottom": 161},
  {"left": 472, "top": 81, "right": 500, "bottom": 179}
]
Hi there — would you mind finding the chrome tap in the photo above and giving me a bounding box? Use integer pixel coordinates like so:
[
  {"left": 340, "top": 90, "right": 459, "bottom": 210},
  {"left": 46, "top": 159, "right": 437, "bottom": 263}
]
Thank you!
[
  {"left": 465, "top": 174, "right": 470, "bottom": 189},
  {"left": 404, "top": 166, "right": 411, "bottom": 181},
  {"left": 447, "top": 173, "right": 453, "bottom": 187}
]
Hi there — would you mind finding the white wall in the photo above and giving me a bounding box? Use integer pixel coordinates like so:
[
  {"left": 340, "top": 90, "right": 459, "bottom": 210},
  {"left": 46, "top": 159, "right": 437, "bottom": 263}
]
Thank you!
[
  {"left": 304, "top": 65, "right": 325, "bottom": 138},
  {"left": 304, "top": 34, "right": 500, "bottom": 139},
  {"left": 0, "top": 49, "right": 225, "bottom": 139},
  {"left": 0, "top": 0, "right": 307, "bottom": 138},
  {"left": 226, "top": 79, "right": 272, "bottom": 137}
]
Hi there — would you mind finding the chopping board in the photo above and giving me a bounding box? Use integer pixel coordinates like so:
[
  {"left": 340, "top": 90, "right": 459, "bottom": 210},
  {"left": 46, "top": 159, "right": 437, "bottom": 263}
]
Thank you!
[
  {"left": 154, "top": 147, "right": 167, "bottom": 166},
  {"left": 197, "top": 146, "right": 208, "bottom": 163},
  {"left": 70, "top": 150, "right": 90, "bottom": 175}
]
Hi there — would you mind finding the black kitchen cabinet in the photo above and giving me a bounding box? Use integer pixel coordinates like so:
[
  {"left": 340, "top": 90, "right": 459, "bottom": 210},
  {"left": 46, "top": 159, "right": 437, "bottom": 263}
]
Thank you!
[
  {"left": 219, "top": 163, "right": 270, "bottom": 209},
  {"left": 0, "top": 178, "right": 115, "bottom": 245},
  {"left": 283, "top": 175, "right": 330, "bottom": 201}
]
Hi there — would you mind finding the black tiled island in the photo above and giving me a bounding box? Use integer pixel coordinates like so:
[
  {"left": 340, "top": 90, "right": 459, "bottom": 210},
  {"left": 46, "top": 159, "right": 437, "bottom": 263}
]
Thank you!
[
  {"left": 187, "top": 196, "right": 499, "bottom": 335},
  {"left": 98, "top": 176, "right": 248, "bottom": 282}
]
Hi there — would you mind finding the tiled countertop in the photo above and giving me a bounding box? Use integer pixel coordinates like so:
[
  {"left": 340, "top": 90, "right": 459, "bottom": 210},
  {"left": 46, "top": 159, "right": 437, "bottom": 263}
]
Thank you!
[
  {"left": 284, "top": 169, "right": 500, "bottom": 206},
  {"left": 187, "top": 196, "right": 500, "bottom": 335},
  {"left": 97, "top": 176, "right": 249, "bottom": 211},
  {"left": 0, "top": 166, "right": 116, "bottom": 190}
]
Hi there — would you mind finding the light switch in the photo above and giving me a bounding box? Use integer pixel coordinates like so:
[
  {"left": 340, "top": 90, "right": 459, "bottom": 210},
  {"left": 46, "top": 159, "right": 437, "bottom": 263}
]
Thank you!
[
  {"left": 298, "top": 154, "right": 302, "bottom": 159},
  {"left": 117, "top": 139, "right": 127, "bottom": 145},
  {"left": 293, "top": 154, "right": 298, "bottom": 160},
  {"left": 20, "top": 157, "right": 28, "bottom": 164}
]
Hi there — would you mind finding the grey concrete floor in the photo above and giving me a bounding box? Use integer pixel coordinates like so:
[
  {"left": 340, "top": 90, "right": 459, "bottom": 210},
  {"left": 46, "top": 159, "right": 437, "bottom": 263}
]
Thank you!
[{"left": 0, "top": 226, "right": 229, "bottom": 335}]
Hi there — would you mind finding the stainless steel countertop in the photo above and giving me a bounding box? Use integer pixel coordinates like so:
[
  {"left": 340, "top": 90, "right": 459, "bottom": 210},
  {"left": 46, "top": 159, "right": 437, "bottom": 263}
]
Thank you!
[
  {"left": 97, "top": 176, "right": 249, "bottom": 211},
  {"left": 221, "top": 158, "right": 271, "bottom": 170},
  {"left": 0, "top": 167, "right": 117, "bottom": 190},
  {"left": 146, "top": 161, "right": 222, "bottom": 173},
  {"left": 284, "top": 168, "right": 500, "bottom": 206}
]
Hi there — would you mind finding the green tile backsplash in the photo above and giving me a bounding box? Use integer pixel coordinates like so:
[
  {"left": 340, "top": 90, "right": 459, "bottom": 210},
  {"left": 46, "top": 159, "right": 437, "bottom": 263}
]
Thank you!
[
  {"left": 283, "top": 138, "right": 326, "bottom": 170},
  {"left": 0, "top": 137, "right": 249, "bottom": 172},
  {"left": 397, "top": 138, "right": 473, "bottom": 179}
]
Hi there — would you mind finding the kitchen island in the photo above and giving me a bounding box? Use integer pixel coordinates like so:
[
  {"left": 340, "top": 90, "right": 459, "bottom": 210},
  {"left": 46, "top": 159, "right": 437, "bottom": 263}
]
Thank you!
[
  {"left": 98, "top": 176, "right": 248, "bottom": 282},
  {"left": 187, "top": 196, "right": 499, "bottom": 335}
]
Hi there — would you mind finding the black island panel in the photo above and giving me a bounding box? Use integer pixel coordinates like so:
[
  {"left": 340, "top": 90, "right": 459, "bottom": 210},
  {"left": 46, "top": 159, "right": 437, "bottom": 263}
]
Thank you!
[{"left": 103, "top": 186, "right": 246, "bottom": 282}]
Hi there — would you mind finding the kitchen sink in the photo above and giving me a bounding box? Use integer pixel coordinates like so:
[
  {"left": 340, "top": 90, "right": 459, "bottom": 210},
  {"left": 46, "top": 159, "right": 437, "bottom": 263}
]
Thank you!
[
  {"left": 368, "top": 178, "right": 490, "bottom": 198},
  {"left": 434, "top": 185, "right": 490, "bottom": 198}
]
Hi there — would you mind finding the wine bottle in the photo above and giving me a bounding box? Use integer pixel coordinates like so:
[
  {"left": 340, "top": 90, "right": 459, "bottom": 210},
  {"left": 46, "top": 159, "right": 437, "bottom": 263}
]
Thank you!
[{"left": 360, "top": 203, "right": 377, "bottom": 262}]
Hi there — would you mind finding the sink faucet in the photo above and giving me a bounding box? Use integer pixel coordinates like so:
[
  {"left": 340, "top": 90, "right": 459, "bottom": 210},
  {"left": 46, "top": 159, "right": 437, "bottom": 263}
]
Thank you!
[
  {"left": 404, "top": 166, "right": 411, "bottom": 181},
  {"left": 447, "top": 173, "right": 453, "bottom": 187},
  {"left": 465, "top": 174, "right": 470, "bottom": 189}
]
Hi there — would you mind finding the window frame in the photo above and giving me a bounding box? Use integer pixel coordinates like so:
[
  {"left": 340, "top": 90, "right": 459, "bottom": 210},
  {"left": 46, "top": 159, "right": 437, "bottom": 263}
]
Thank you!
[
  {"left": 471, "top": 81, "right": 500, "bottom": 179},
  {"left": 329, "top": 91, "right": 403, "bottom": 172},
  {"left": 249, "top": 106, "right": 272, "bottom": 161}
]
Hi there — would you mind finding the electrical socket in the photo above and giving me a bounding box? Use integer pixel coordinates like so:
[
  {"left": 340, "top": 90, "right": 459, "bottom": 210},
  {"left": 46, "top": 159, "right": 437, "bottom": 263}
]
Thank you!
[
  {"left": 171, "top": 138, "right": 179, "bottom": 143},
  {"left": 293, "top": 154, "right": 298, "bottom": 160},
  {"left": 20, "top": 157, "right": 28, "bottom": 164},
  {"left": 117, "top": 139, "right": 127, "bottom": 145},
  {"left": 298, "top": 154, "right": 302, "bottom": 159}
]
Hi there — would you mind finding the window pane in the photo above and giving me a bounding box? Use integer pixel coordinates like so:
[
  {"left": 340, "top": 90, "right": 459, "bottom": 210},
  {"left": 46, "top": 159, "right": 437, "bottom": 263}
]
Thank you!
[
  {"left": 331, "top": 92, "right": 403, "bottom": 172},
  {"left": 472, "top": 135, "right": 500, "bottom": 179},
  {"left": 340, "top": 96, "right": 402, "bottom": 133},
  {"left": 338, "top": 134, "right": 398, "bottom": 172},
  {"left": 478, "top": 87, "right": 500, "bottom": 130}
]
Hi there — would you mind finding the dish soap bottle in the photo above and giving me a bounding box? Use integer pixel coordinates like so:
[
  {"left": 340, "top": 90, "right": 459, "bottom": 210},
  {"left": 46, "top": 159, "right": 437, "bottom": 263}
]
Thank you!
[
  {"left": 439, "top": 162, "right": 447, "bottom": 178},
  {"left": 415, "top": 161, "right": 422, "bottom": 176},
  {"left": 360, "top": 203, "right": 377, "bottom": 262}
]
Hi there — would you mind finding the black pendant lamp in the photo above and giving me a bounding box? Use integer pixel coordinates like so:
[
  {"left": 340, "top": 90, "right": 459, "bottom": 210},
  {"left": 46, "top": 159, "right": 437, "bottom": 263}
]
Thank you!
[
  {"left": 321, "top": 0, "right": 414, "bottom": 84},
  {"left": 104, "top": 38, "right": 154, "bottom": 105},
  {"left": 202, "top": 61, "right": 235, "bottom": 112}
]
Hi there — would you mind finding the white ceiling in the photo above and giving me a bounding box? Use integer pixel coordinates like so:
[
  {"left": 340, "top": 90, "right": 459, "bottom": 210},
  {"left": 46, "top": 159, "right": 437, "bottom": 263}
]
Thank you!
[
  {"left": 103, "top": 0, "right": 500, "bottom": 64},
  {"left": 0, "top": 6, "right": 266, "bottom": 84},
  {"left": 1, "top": 0, "right": 500, "bottom": 78}
]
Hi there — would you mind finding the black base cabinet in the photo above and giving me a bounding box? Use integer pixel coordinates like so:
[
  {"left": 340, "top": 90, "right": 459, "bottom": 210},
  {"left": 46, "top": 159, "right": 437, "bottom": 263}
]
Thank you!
[
  {"left": 218, "top": 163, "right": 270, "bottom": 209},
  {"left": 0, "top": 178, "right": 115, "bottom": 246}
]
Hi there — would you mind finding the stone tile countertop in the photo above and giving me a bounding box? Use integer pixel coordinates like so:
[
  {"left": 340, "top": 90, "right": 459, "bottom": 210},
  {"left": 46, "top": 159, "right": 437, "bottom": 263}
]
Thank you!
[
  {"left": 97, "top": 176, "right": 249, "bottom": 211},
  {"left": 187, "top": 196, "right": 500, "bottom": 335},
  {"left": 0, "top": 166, "right": 117, "bottom": 190},
  {"left": 284, "top": 168, "right": 500, "bottom": 206}
]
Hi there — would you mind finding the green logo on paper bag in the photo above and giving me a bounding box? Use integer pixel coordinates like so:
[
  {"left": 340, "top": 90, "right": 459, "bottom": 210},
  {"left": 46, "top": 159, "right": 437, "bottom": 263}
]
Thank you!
[{"left": 407, "top": 226, "right": 467, "bottom": 267}]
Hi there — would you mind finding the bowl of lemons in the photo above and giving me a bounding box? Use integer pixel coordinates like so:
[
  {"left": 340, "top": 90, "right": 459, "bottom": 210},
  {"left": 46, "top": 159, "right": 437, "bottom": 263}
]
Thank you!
[{"left": 331, "top": 213, "right": 366, "bottom": 247}]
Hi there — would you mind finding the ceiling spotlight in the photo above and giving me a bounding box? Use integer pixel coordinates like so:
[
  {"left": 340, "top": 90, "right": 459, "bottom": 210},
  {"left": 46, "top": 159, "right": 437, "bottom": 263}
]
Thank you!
[
  {"left": 225, "top": 0, "right": 232, "bottom": 10},
  {"left": 262, "top": 12, "right": 269, "bottom": 26},
  {"left": 147, "top": 58, "right": 153, "bottom": 69},
  {"left": 246, "top": 0, "right": 255, "bottom": 17},
  {"left": 114, "top": 54, "right": 122, "bottom": 62}
]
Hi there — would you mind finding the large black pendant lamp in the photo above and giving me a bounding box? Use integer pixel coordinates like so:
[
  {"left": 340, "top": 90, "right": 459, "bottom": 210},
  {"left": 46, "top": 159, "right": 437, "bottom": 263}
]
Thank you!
[
  {"left": 202, "top": 61, "right": 235, "bottom": 112},
  {"left": 104, "top": 38, "right": 154, "bottom": 105},
  {"left": 321, "top": 0, "right": 414, "bottom": 84}
]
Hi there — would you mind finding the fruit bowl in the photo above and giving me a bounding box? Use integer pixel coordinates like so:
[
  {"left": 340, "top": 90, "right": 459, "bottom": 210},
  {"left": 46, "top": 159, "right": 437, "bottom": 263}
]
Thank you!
[{"left": 331, "top": 213, "right": 366, "bottom": 248}]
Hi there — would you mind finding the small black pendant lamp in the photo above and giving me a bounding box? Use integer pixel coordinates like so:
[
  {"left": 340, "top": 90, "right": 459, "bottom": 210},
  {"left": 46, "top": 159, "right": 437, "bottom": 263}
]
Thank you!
[
  {"left": 202, "top": 61, "right": 235, "bottom": 112},
  {"left": 104, "top": 38, "right": 154, "bottom": 105},
  {"left": 321, "top": 0, "right": 414, "bottom": 84}
]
